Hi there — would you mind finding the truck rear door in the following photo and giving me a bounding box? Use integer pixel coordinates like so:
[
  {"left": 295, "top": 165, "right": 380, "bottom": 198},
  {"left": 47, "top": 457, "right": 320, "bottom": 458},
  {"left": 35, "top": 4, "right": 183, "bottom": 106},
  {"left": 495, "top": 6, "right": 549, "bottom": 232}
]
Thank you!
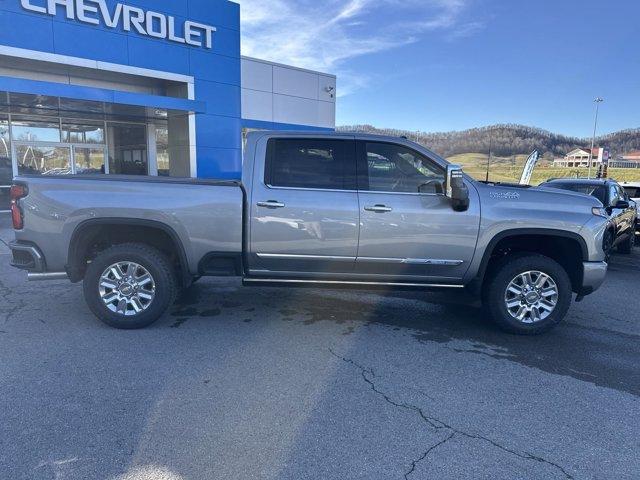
[{"left": 248, "top": 137, "right": 359, "bottom": 277}]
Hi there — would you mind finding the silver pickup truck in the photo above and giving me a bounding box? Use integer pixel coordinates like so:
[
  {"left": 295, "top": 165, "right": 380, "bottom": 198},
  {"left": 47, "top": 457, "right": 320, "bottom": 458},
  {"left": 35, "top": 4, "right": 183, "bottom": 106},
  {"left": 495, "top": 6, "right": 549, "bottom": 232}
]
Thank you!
[{"left": 9, "top": 132, "right": 611, "bottom": 334}]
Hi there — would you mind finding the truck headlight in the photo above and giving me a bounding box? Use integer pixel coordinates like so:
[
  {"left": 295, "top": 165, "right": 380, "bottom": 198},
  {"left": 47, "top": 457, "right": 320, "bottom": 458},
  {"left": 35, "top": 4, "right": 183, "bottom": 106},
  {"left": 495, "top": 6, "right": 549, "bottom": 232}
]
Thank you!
[{"left": 592, "top": 207, "right": 608, "bottom": 218}]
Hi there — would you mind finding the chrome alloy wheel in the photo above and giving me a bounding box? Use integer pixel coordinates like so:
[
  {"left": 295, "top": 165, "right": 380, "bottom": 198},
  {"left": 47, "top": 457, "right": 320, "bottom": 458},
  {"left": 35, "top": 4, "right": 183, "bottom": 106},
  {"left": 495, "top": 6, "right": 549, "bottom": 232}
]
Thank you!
[
  {"left": 504, "top": 271, "right": 559, "bottom": 324},
  {"left": 99, "top": 262, "right": 156, "bottom": 316}
]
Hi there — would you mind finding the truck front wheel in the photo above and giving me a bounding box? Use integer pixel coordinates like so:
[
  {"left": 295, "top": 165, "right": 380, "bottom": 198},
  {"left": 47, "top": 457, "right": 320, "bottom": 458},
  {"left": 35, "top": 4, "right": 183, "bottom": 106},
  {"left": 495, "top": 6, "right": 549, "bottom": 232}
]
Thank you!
[
  {"left": 484, "top": 254, "right": 572, "bottom": 335},
  {"left": 83, "top": 243, "right": 177, "bottom": 329}
]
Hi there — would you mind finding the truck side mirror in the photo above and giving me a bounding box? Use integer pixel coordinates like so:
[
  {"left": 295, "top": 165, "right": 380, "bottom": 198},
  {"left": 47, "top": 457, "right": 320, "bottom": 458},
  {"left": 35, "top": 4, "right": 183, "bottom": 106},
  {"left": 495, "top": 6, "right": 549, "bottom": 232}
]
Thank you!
[{"left": 445, "top": 164, "right": 470, "bottom": 212}]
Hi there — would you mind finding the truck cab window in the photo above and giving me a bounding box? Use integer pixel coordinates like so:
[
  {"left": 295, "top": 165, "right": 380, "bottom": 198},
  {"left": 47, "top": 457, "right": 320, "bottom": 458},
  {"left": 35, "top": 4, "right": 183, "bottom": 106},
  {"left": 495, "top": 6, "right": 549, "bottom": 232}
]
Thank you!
[
  {"left": 266, "top": 139, "right": 355, "bottom": 190},
  {"left": 363, "top": 142, "right": 444, "bottom": 194}
]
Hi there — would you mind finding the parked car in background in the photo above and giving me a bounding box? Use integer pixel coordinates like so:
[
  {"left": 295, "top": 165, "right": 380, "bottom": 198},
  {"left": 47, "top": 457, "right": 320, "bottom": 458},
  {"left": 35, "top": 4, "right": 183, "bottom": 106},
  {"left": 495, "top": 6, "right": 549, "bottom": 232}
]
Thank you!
[
  {"left": 621, "top": 182, "right": 640, "bottom": 233},
  {"left": 9, "top": 133, "right": 611, "bottom": 335},
  {"left": 539, "top": 178, "right": 637, "bottom": 254}
]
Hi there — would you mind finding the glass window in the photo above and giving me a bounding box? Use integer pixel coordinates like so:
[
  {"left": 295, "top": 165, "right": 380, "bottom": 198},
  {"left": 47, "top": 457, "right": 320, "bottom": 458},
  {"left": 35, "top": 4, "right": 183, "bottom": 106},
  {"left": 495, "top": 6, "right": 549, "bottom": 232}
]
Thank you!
[
  {"left": 11, "top": 119, "right": 61, "bottom": 142},
  {"left": 623, "top": 186, "right": 640, "bottom": 198},
  {"left": 17, "top": 145, "right": 71, "bottom": 175},
  {"left": 363, "top": 142, "right": 444, "bottom": 194},
  {"left": 609, "top": 185, "right": 620, "bottom": 206},
  {"left": 74, "top": 147, "right": 105, "bottom": 174},
  {"left": 0, "top": 119, "right": 11, "bottom": 186},
  {"left": 62, "top": 122, "right": 105, "bottom": 144},
  {"left": 266, "top": 139, "right": 354, "bottom": 190},
  {"left": 541, "top": 182, "right": 607, "bottom": 204},
  {"left": 107, "top": 123, "right": 148, "bottom": 175},
  {"left": 156, "top": 127, "right": 170, "bottom": 176}
]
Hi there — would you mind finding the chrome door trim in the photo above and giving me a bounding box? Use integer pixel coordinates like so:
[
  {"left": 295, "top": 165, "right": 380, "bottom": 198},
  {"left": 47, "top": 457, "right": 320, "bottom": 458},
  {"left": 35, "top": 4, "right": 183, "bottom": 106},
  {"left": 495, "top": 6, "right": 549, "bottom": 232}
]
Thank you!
[
  {"left": 357, "top": 257, "right": 464, "bottom": 266},
  {"left": 243, "top": 278, "right": 464, "bottom": 288},
  {"left": 266, "top": 184, "right": 358, "bottom": 194},
  {"left": 256, "top": 253, "right": 356, "bottom": 262}
]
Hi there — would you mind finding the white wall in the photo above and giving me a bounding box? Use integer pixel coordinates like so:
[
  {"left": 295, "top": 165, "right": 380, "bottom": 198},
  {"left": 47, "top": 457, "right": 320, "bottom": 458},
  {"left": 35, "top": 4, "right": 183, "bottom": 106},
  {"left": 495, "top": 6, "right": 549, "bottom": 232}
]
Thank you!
[{"left": 241, "top": 57, "right": 336, "bottom": 129}]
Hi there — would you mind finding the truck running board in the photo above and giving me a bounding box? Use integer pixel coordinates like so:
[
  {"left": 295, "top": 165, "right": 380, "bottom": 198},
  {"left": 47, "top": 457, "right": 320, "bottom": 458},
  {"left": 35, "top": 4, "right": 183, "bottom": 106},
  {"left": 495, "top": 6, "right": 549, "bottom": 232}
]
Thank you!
[{"left": 242, "top": 278, "right": 464, "bottom": 290}]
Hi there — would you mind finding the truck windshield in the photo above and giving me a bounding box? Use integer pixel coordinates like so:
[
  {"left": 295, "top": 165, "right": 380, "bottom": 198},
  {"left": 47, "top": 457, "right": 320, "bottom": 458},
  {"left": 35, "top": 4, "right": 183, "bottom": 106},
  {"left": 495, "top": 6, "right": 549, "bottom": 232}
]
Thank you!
[{"left": 542, "top": 183, "right": 607, "bottom": 204}]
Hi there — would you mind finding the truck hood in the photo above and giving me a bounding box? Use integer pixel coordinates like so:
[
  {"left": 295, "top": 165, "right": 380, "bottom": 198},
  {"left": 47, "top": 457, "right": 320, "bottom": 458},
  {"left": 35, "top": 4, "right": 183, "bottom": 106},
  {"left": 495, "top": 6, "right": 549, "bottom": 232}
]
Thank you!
[{"left": 476, "top": 182, "right": 604, "bottom": 208}]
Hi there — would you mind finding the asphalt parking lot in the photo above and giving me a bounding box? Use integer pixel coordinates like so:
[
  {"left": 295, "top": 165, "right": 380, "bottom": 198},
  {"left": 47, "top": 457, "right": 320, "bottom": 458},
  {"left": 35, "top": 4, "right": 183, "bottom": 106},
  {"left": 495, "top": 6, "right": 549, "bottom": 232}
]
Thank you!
[{"left": 1, "top": 214, "right": 639, "bottom": 480}]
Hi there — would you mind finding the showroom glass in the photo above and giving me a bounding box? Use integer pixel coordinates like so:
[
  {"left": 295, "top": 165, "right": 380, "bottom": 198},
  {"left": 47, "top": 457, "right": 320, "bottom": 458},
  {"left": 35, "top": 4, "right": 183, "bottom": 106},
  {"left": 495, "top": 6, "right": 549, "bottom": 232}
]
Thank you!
[
  {"left": 11, "top": 119, "right": 61, "bottom": 143},
  {"left": 0, "top": 118, "right": 10, "bottom": 161},
  {"left": 156, "top": 127, "right": 170, "bottom": 176},
  {"left": 62, "top": 122, "right": 105, "bottom": 144},
  {"left": 363, "top": 142, "right": 444, "bottom": 194},
  {"left": 17, "top": 145, "right": 71, "bottom": 175},
  {"left": 266, "top": 139, "right": 354, "bottom": 190},
  {"left": 74, "top": 147, "right": 106, "bottom": 174},
  {"left": 108, "top": 123, "right": 148, "bottom": 175}
]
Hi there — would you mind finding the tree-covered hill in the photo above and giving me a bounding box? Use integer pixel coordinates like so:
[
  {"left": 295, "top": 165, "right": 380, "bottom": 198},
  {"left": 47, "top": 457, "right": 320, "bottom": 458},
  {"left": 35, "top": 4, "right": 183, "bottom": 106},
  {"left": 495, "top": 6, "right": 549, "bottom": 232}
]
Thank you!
[{"left": 337, "top": 124, "right": 640, "bottom": 160}]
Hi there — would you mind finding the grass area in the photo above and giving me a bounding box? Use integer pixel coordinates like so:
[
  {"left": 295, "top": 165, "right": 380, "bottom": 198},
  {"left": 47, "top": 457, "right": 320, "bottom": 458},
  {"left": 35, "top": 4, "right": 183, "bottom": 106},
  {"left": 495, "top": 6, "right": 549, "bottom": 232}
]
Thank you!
[{"left": 446, "top": 153, "right": 640, "bottom": 185}]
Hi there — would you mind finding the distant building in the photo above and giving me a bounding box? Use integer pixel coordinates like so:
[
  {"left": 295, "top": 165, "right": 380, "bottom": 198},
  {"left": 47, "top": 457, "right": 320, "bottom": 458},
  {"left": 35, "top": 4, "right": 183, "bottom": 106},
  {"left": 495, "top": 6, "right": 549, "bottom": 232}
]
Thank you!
[
  {"left": 553, "top": 148, "right": 606, "bottom": 168},
  {"left": 610, "top": 150, "right": 640, "bottom": 169}
]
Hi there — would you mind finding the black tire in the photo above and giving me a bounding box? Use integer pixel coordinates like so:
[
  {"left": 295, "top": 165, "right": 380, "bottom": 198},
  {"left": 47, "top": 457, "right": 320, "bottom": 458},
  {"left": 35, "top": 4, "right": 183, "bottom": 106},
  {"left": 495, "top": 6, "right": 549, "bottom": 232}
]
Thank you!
[
  {"left": 603, "top": 229, "right": 615, "bottom": 262},
  {"left": 617, "top": 229, "right": 635, "bottom": 254},
  {"left": 484, "top": 253, "right": 572, "bottom": 335},
  {"left": 83, "top": 243, "right": 177, "bottom": 329}
]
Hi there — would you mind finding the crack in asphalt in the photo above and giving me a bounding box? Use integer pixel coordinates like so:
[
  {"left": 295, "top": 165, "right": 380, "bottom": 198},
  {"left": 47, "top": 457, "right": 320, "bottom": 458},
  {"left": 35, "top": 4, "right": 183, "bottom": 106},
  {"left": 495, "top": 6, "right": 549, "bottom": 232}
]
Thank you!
[
  {"left": 0, "top": 276, "right": 28, "bottom": 324},
  {"left": 329, "top": 348, "right": 574, "bottom": 479},
  {"left": 404, "top": 432, "right": 455, "bottom": 479}
]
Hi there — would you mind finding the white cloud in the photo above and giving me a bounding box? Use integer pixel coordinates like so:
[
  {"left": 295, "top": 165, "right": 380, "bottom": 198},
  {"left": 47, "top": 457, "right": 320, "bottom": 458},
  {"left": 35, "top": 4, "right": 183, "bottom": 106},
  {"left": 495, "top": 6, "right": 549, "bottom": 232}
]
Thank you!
[{"left": 234, "top": 0, "right": 481, "bottom": 95}]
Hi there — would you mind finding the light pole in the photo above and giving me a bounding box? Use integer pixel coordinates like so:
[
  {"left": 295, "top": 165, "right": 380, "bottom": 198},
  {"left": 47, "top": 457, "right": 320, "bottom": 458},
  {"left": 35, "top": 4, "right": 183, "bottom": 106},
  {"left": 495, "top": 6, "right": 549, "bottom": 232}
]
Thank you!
[{"left": 587, "top": 97, "right": 604, "bottom": 179}]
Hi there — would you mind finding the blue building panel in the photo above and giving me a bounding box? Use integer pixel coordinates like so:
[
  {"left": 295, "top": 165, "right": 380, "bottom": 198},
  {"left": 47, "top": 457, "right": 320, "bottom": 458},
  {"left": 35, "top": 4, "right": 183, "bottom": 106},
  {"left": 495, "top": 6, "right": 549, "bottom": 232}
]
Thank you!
[
  {"left": 195, "top": 80, "right": 241, "bottom": 118},
  {"left": 189, "top": 48, "right": 241, "bottom": 85},
  {"left": 52, "top": 20, "right": 130, "bottom": 65},
  {"left": 188, "top": 0, "right": 240, "bottom": 31},
  {"left": 196, "top": 147, "right": 242, "bottom": 179},
  {"left": 0, "top": 10, "right": 54, "bottom": 52},
  {"left": 126, "top": 36, "right": 191, "bottom": 74},
  {"left": 196, "top": 114, "right": 242, "bottom": 150}
]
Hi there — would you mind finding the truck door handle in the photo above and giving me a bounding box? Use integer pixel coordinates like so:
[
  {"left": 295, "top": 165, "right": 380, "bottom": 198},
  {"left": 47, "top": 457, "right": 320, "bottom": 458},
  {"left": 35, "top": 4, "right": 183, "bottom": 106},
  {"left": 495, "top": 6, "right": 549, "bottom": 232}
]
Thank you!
[
  {"left": 257, "top": 200, "right": 285, "bottom": 209},
  {"left": 364, "top": 205, "right": 393, "bottom": 213}
]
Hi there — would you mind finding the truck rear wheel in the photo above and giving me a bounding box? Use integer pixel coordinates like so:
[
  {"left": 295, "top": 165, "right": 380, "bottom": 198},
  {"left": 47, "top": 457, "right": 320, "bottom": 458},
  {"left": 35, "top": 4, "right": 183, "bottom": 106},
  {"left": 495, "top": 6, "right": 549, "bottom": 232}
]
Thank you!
[
  {"left": 83, "top": 243, "right": 177, "bottom": 329},
  {"left": 484, "top": 254, "right": 572, "bottom": 335}
]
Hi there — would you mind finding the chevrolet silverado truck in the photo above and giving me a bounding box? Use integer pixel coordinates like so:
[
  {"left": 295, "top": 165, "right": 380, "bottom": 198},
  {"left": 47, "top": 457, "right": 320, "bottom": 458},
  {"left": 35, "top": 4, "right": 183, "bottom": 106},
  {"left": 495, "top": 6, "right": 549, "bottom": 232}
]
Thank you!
[{"left": 9, "top": 132, "right": 611, "bottom": 334}]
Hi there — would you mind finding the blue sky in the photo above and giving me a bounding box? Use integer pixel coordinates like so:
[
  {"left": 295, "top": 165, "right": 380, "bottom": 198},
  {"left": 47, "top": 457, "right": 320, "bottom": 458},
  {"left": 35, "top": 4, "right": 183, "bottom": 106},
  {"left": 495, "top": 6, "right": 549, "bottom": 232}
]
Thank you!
[{"left": 237, "top": 0, "right": 640, "bottom": 137}]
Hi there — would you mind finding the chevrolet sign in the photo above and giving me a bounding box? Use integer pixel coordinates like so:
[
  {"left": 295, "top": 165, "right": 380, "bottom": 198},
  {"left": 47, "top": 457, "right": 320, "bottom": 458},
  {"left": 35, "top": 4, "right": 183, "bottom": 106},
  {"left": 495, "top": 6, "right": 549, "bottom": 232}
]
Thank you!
[{"left": 20, "top": 0, "right": 216, "bottom": 49}]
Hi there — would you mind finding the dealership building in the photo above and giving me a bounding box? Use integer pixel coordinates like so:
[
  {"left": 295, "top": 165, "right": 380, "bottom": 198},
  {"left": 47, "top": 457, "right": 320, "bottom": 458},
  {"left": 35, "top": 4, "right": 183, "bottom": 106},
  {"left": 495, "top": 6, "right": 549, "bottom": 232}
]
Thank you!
[{"left": 0, "top": 0, "right": 336, "bottom": 182}]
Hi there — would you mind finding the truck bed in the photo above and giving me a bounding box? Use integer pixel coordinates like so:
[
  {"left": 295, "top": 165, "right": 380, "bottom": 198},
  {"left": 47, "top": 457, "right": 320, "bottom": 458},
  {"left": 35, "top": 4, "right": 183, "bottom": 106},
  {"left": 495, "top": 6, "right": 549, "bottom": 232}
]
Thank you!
[{"left": 13, "top": 175, "right": 245, "bottom": 275}]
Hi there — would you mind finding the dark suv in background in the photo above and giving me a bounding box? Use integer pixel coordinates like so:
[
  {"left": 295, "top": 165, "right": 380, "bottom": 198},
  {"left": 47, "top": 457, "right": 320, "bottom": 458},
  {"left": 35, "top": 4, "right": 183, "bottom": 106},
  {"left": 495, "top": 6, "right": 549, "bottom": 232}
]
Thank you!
[{"left": 540, "top": 178, "right": 637, "bottom": 255}]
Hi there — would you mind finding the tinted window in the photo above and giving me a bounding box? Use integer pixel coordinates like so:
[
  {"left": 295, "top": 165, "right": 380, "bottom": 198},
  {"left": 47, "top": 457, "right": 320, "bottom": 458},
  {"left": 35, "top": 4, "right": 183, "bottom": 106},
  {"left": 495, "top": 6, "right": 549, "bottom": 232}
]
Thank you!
[
  {"left": 266, "top": 139, "right": 354, "bottom": 190},
  {"left": 541, "top": 182, "right": 607, "bottom": 204},
  {"left": 361, "top": 142, "right": 444, "bottom": 194},
  {"left": 623, "top": 186, "right": 640, "bottom": 198}
]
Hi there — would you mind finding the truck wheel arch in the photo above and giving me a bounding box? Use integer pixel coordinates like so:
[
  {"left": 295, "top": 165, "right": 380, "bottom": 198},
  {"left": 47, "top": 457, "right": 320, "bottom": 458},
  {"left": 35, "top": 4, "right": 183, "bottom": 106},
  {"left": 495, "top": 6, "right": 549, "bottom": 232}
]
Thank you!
[
  {"left": 475, "top": 228, "right": 589, "bottom": 294},
  {"left": 66, "top": 218, "right": 191, "bottom": 286}
]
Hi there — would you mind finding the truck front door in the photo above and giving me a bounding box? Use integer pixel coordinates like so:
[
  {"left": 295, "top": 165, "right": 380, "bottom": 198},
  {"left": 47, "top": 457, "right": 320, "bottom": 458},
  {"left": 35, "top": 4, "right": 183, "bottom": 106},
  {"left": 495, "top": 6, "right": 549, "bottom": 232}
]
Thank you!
[
  {"left": 355, "top": 141, "right": 480, "bottom": 282},
  {"left": 249, "top": 137, "right": 359, "bottom": 277}
]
